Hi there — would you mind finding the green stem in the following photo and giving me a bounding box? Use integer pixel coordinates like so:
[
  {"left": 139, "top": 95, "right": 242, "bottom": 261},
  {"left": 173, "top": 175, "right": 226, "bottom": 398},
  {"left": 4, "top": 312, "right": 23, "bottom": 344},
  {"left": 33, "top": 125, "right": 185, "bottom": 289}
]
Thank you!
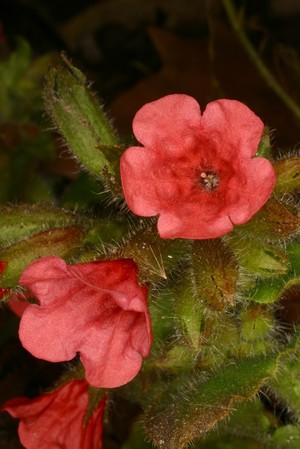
[{"left": 222, "top": 0, "right": 300, "bottom": 122}]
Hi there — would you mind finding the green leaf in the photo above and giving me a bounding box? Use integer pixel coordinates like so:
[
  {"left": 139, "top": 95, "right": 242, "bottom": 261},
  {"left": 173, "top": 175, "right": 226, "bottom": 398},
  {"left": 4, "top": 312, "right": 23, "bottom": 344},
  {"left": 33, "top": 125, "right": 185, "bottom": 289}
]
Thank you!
[
  {"left": 287, "top": 241, "right": 300, "bottom": 275},
  {"left": 0, "top": 205, "right": 86, "bottom": 247},
  {"left": 272, "top": 425, "right": 300, "bottom": 449},
  {"left": 273, "top": 155, "right": 300, "bottom": 194},
  {"left": 226, "top": 234, "right": 289, "bottom": 278},
  {"left": 0, "top": 226, "right": 86, "bottom": 288},
  {"left": 195, "top": 398, "right": 269, "bottom": 448},
  {"left": 153, "top": 344, "right": 196, "bottom": 372},
  {"left": 256, "top": 126, "right": 272, "bottom": 159},
  {"left": 195, "top": 436, "right": 262, "bottom": 449},
  {"left": 268, "top": 356, "right": 300, "bottom": 420},
  {"left": 236, "top": 304, "right": 276, "bottom": 357},
  {"left": 249, "top": 275, "right": 300, "bottom": 304},
  {"left": 122, "top": 420, "right": 153, "bottom": 449},
  {"left": 219, "top": 397, "right": 272, "bottom": 440},
  {"left": 174, "top": 276, "right": 204, "bottom": 350},
  {"left": 148, "top": 285, "right": 175, "bottom": 345},
  {"left": 145, "top": 353, "right": 278, "bottom": 449}
]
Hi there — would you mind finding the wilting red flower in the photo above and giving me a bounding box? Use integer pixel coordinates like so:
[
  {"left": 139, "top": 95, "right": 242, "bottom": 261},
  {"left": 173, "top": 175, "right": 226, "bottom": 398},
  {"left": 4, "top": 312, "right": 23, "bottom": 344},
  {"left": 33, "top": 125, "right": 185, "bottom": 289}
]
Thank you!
[
  {"left": 1, "top": 380, "right": 106, "bottom": 449},
  {"left": 18, "top": 256, "right": 152, "bottom": 388},
  {"left": 120, "top": 94, "right": 276, "bottom": 239}
]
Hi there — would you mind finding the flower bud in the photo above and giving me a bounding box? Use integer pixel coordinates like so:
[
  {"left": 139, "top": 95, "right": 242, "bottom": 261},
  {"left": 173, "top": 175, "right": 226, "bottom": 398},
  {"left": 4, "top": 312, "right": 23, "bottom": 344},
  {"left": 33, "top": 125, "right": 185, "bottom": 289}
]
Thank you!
[
  {"left": 273, "top": 155, "right": 300, "bottom": 194},
  {"left": 191, "top": 239, "right": 239, "bottom": 311},
  {"left": 200, "top": 314, "right": 239, "bottom": 368},
  {"left": 44, "top": 54, "right": 121, "bottom": 193},
  {"left": 154, "top": 344, "right": 195, "bottom": 372},
  {"left": 112, "top": 225, "right": 187, "bottom": 283},
  {"left": 174, "top": 278, "right": 204, "bottom": 351},
  {"left": 240, "top": 305, "right": 274, "bottom": 341}
]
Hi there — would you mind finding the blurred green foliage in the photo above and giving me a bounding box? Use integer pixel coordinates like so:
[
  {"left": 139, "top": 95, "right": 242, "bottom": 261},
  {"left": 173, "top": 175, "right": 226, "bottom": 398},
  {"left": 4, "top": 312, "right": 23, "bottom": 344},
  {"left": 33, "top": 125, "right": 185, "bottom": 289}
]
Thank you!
[{"left": 0, "top": 39, "right": 55, "bottom": 202}]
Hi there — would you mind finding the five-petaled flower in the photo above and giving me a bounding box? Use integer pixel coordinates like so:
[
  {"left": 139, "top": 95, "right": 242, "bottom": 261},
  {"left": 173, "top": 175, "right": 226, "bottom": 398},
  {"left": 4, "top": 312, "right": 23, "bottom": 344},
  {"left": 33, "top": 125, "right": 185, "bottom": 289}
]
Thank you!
[
  {"left": 1, "top": 380, "right": 106, "bottom": 449},
  {"left": 18, "top": 256, "right": 152, "bottom": 388},
  {"left": 120, "top": 94, "right": 277, "bottom": 239}
]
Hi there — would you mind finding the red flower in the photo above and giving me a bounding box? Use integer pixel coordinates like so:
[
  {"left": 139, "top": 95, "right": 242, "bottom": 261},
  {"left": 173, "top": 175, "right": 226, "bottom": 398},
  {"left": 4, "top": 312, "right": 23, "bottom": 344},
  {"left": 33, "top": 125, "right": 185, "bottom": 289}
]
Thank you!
[
  {"left": 18, "top": 256, "right": 152, "bottom": 388},
  {"left": 1, "top": 380, "right": 106, "bottom": 449},
  {"left": 120, "top": 94, "right": 276, "bottom": 239}
]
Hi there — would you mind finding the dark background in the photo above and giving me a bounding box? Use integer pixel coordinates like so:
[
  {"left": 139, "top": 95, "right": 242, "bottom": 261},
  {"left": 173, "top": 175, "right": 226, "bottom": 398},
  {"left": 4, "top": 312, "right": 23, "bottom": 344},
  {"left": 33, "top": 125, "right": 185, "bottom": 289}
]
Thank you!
[
  {"left": 0, "top": 1, "right": 300, "bottom": 447},
  {"left": 2, "top": 0, "right": 300, "bottom": 147}
]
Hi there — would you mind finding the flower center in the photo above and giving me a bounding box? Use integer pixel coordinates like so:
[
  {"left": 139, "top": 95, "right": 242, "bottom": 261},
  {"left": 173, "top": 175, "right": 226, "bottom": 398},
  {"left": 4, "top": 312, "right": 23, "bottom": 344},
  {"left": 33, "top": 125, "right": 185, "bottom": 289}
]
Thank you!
[{"left": 199, "top": 171, "right": 219, "bottom": 191}]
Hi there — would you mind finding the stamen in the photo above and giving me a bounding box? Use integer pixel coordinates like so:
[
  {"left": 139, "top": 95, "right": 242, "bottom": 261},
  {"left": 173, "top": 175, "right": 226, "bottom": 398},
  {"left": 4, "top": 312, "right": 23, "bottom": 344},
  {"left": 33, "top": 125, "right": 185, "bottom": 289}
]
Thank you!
[{"left": 199, "top": 171, "right": 219, "bottom": 191}]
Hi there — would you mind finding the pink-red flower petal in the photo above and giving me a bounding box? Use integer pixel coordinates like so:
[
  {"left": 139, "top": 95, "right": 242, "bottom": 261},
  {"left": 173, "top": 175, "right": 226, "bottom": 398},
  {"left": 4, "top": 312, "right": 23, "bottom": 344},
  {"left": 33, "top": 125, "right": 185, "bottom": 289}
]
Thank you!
[
  {"left": 225, "top": 157, "right": 277, "bottom": 224},
  {"left": 132, "top": 94, "right": 202, "bottom": 156},
  {"left": 8, "top": 293, "right": 30, "bottom": 317},
  {"left": 1, "top": 380, "right": 106, "bottom": 449},
  {"left": 18, "top": 256, "right": 152, "bottom": 388},
  {"left": 157, "top": 211, "right": 234, "bottom": 240},
  {"left": 201, "top": 99, "right": 264, "bottom": 158}
]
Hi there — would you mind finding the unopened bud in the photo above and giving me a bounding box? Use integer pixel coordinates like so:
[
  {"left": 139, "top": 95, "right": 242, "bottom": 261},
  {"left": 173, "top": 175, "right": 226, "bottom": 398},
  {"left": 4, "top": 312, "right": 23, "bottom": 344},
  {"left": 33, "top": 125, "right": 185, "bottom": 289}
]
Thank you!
[
  {"left": 273, "top": 155, "right": 300, "bottom": 194},
  {"left": 191, "top": 239, "right": 238, "bottom": 311},
  {"left": 44, "top": 54, "right": 121, "bottom": 195}
]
